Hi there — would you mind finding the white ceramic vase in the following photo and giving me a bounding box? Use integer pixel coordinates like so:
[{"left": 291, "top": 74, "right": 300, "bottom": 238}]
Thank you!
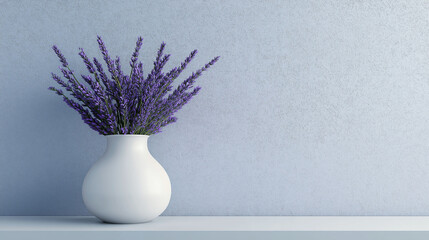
[{"left": 82, "top": 135, "right": 171, "bottom": 224}]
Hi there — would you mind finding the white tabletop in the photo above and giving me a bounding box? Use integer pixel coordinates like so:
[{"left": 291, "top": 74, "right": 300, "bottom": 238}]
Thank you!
[{"left": 1, "top": 216, "right": 429, "bottom": 231}]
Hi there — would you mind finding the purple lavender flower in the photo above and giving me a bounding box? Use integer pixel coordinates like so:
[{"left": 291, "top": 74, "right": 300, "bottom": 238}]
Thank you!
[
  {"left": 78, "top": 48, "right": 96, "bottom": 74},
  {"left": 49, "top": 36, "right": 219, "bottom": 135},
  {"left": 52, "top": 45, "right": 68, "bottom": 68},
  {"left": 130, "top": 37, "right": 143, "bottom": 70}
]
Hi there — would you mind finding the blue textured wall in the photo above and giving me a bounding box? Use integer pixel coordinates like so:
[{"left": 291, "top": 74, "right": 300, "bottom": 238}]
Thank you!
[{"left": 1, "top": 0, "right": 429, "bottom": 215}]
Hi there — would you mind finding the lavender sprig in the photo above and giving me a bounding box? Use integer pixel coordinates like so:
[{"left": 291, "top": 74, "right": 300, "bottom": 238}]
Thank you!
[
  {"left": 52, "top": 45, "right": 68, "bottom": 68},
  {"left": 130, "top": 37, "right": 143, "bottom": 70}
]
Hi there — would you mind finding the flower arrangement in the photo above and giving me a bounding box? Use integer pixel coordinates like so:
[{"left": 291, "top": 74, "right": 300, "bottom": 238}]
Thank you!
[{"left": 49, "top": 36, "right": 219, "bottom": 135}]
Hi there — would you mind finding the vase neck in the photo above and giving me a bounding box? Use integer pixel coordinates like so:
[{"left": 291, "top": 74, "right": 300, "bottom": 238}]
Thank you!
[{"left": 106, "top": 135, "right": 150, "bottom": 154}]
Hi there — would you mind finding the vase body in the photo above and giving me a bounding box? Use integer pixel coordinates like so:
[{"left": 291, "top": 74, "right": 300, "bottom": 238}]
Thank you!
[{"left": 82, "top": 135, "right": 171, "bottom": 224}]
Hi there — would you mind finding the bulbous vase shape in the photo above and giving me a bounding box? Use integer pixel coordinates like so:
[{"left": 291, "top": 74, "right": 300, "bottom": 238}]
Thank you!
[{"left": 82, "top": 135, "right": 171, "bottom": 223}]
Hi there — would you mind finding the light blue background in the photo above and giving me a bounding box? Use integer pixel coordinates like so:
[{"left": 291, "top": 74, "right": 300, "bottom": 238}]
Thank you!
[{"left": 1, "top": 0, "right": 429, "bottom": 216}]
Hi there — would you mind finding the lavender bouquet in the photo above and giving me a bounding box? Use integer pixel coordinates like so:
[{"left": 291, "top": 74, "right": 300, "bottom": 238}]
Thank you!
[{"left": 49, "top": 36, "right": 219, "bottom": 135}]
